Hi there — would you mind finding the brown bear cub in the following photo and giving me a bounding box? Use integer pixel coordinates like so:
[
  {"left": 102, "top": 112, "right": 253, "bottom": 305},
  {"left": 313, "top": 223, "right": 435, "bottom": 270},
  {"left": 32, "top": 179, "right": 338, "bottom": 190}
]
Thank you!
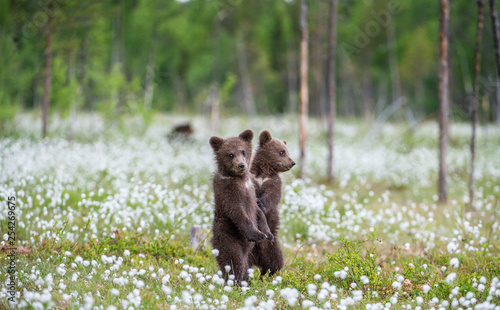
[
  {"left": 209, "top": 129, "right": 274, "bottom": 283},
  {"left": 249, "top": 130, "right": 295, "bottom": 276}
]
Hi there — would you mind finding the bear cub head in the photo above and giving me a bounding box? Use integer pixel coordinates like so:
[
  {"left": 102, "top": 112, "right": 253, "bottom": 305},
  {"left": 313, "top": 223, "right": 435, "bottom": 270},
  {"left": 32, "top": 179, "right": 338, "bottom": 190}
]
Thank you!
[
  {"left": 209, "top": 129, "right": 254, "bottom": 177},
  {"left": 253, "top": 130, "right": 295, "bottom": 174}
]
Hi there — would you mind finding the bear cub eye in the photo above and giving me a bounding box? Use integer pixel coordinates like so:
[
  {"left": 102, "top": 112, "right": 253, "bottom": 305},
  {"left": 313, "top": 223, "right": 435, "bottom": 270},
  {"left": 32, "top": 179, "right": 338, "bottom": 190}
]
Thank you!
[
  {"left": 242, "top": 150, "right": 246, "bottom": 157},
  {"left": 228, "top": 153, "right": 234, "bottom": 158},
  {"left": 279, "top": 150, "right": 285, "bottom": 156}
]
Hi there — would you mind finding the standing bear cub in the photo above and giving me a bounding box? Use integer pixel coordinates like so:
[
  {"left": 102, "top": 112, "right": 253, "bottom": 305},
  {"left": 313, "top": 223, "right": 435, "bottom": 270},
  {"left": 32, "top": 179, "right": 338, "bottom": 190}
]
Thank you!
[
  {"left": 249, "top": 130, "right": 295, "bottom": 276},
  {"left": 210, "top": 129, "right": 274, "bottom": 283}
]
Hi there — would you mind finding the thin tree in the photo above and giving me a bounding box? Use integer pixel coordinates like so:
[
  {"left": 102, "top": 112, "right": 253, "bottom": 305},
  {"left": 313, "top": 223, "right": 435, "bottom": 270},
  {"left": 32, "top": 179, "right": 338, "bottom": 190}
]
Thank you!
[
  {"left": 438, "top": 0, "right": 450, "bottom": 203},
  {"left": 144, "top": 31, "right": 157, "bottom": 110},
  {"left": 42, "top": 2, "right": 54, "bottom": 137},
  {"left": 469, "top": 0, "right": 484, "bottom": 204},
  {"left": 298, "top": 0, "right": 309, "bottom": 178},
  {"left": 327, "top": 0, "right": 338, "bottom": 183},
  {"left": 490, "top": 0, "right": 500, "bottom": 126}
]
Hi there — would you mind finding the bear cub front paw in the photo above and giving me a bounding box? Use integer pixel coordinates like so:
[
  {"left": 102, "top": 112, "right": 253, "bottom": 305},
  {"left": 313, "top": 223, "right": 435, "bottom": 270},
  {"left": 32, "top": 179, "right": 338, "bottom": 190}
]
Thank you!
[
  {"left": 265, "top": 232, "right": 274, "bottom": 241},
  {"left": 248, "top": 231, "right": 267, "bottom": 242},
  {"left": 256, "top": 198, "right": 267, "bottom": 212}
]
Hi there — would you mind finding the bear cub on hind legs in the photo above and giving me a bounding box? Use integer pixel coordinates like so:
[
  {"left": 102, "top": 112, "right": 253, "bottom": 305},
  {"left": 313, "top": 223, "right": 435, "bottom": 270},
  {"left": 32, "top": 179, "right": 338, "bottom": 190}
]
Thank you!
[
  {"left": 209, "top": 129, "right": 273, "bottom": 283},
  {"left": 249, "top": 130, "right": 295, "bottom": 276}
]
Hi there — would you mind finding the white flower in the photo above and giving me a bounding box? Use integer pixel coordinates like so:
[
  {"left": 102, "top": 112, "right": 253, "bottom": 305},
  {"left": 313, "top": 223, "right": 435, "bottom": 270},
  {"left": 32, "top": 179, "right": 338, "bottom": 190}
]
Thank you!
[
  {"left": 302, "top": 299, "right": 314, "bottom": 308},
  {"left": 392, "top": 281, "right": 401, "bottom": 290},
  {"left": 57, "top": 265, "right": 66, "bottom": 276},
  {"left": 161, "top": 285, "right": 172, "bottom": 295},
  {"left": 446, "top": 273, "right": 457, "bottom": 284},
  {"left": 136, "top": 280, "right": 145, "bottom": 288},
  {"left": 422, "top": 284, "right": 431, "bottom": 294},
  {"left": 360, "top": 276, "right": 369, "bottom": 285},
  {"left": 181, "top": 291, "right": 192, "bottom": 304},
  {"left": 266, "top": 289, "right": 274, "bottom": 298},
  {"left": 390, "top": 295, "right": 397, "bottom": 304},
  {"left": 449, "top": 257, "right": 459, "bottom": 268},
  {"left": 307, "top": 284, "right": 317, "bottom": 296},
  {"left": 280, "top": 288, "right": 299, "bottom": 307},
  {"left": 447, "top": 241, "right": 458, "bottom": 253},
  {"left": 162, "top": 275, "right": 170, "bottom": 284},
  {"left": 212, "top": 249, "right": 219, "bottom": 257},
  {"left": 111, "top": 288, "right": 120, "bottom": 296},
  {"left": 244, "top": 295, "right": 257, "bottom": 307},
  {"left": 124, "top": 250, "right": 130, "bottom": 257}
]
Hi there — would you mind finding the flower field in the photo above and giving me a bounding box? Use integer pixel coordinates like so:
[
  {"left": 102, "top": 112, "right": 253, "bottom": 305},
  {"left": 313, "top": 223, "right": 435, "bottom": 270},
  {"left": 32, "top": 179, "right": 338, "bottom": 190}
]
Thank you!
[{"left": 1, "top": 114, "right": 500, "bottom": 309}]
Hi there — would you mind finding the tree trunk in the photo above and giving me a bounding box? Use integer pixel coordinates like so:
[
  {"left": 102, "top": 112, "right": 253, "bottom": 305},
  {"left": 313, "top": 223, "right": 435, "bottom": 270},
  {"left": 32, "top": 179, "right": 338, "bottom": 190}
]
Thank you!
[
  {"left": 311, "top": 3, "right": 327, "bottom": 117},
  {"left": 111, "top": 0, "right": 125, "bottom": 114},
  {"left": 78, "top": 25, "right": 92, "bottom": 110},
  {"left": 490, "top": 0, "right": 500, "bottom": 126},
  {"left": 299, "top": 0, "right": 309, "bottom": 178},
  {"left": 42, "top": 4, "right": 53, "bottom": 137},
  {"left": 387, "top": 19, "right": 403, "bottom": 122},
  {"left": 287, "top": 48, "right": 298, "bottom": 113},
  {"left": 144, "top": 38, "right": 157, "bottom": 110},
  {"left": 362, "top": 52, "right": 374, "bottom": 120},
  {"left": 469, "top": 0, "right": 484, "bottom": 204},
  {"left": 236, "top": 33, "right": 256, "bottom": 115},
  {"left": 327, "top": 0, "right": 337, "bottom": 183},
  {"left": 438, "top": 0, "right": 450, "bottom": 203},
  {"left": 496, "top": 79, "right": 500, "bottom": 126},
  {"left": 210, "top": 86, "right": 220, "bottom": 134},
  {"left": 312, "top": 41, "right": 326, "bottom": 117}
]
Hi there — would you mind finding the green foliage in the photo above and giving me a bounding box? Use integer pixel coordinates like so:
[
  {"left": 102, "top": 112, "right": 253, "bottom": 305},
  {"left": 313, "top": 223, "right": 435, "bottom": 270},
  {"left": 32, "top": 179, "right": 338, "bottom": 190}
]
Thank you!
[
  {"left": 51, "top": 57, "right": 79, "bottom": 118},
  {"left": 324, "top": 238, "right": 391, "bottom": 296},
  {"left": 1, "top": 0, "right": 495, "bottom": 123},
  {"left": 281, "top": 256, "right": 318, "bottom": 291}
]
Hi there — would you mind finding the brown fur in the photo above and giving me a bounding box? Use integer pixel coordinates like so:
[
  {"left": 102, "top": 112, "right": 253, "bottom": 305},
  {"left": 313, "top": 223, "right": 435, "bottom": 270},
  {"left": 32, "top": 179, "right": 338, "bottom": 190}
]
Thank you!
[
  {"left": 248, "top": 130, "right": 295, "bottom": 276},
  {"left": 210, "top": 129, "right": 273, "bottom": 283}
]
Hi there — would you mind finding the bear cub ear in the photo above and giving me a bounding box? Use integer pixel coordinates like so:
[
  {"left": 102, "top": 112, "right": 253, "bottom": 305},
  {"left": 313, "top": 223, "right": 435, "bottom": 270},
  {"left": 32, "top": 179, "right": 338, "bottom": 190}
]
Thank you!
[
  {"left": 209, "top": 136, "right": 224, "bottom": 151},
  {"left": 259, "top": 130, "right": 272, "bottom": 146},
  {"left": 238, "top": 129, "right": 254, "bottom": 143}
]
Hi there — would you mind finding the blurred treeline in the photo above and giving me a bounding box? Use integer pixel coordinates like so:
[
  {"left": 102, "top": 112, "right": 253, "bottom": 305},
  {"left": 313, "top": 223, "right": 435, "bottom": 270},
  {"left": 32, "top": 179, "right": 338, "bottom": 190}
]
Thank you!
[{"left": 1, "top": 0, "right": 499, "bottom": 123}]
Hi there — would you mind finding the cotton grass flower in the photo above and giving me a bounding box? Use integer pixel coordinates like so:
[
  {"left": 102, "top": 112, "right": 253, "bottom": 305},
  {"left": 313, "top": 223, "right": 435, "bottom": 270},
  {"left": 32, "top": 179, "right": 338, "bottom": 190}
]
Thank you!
[
  {"left": 422, "top": 284, "right": 431, "bottom": 294},
  {"left": 446, "top": 273, "right": 457, "bottom": 284},
  {"left": 449, "top": 257, "right": 459, "bottom": 268}
]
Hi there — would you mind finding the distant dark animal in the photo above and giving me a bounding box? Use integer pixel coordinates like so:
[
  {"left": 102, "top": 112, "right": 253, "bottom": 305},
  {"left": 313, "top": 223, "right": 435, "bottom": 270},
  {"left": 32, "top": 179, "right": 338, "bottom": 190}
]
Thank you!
[{"left": 169, "top": 123, "right": 194, "bottom": 140}]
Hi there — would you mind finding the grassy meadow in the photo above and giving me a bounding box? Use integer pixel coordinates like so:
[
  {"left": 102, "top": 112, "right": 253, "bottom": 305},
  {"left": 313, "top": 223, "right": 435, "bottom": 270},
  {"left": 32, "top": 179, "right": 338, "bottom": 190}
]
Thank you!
[{"left": 1, "top": 113, "right": 500, "bottom": 309}]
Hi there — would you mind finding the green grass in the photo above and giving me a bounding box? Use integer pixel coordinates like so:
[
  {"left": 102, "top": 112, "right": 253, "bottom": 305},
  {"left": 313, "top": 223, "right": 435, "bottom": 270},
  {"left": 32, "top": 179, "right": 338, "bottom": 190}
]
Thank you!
[{"left": 1, "top": 114, "right": 500, "bottom": 309}]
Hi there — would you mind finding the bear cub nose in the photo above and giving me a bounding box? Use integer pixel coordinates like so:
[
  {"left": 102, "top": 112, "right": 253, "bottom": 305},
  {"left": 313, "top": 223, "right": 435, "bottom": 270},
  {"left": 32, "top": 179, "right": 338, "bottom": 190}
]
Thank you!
[
  {"left": 238, "top": 163, "right": 246, "bottom": 169},
  {"left": 291, "top": 161, "right": 296, "bottom": 166}
]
